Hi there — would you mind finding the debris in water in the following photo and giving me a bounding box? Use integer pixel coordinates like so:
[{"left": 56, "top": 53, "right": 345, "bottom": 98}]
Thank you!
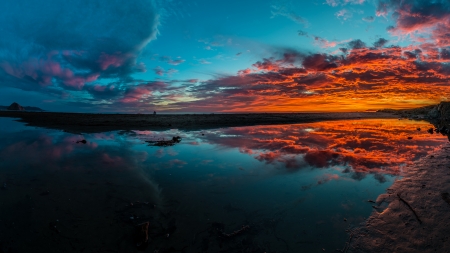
[
  {"left": 135, "top": 222, "right": 150, "bottom": 250},
  {"left": 146, "top": 136, "right": 182, "bottom": 147},
  {"left": 49, "top": 221, "right": 60, "bottom": 233},
  {"left": 220, "top": 225, "right": 250, "bottom": 238},
  {"left": 76, "top": 140, "right": 87, "bottom": 144}
]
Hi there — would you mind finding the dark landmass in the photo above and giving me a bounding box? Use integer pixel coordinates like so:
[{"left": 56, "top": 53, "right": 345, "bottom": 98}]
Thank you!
[
  {"left": 22, "top": 106, "right": 45, "bottom": 111},
  {"left": 0, "top": 111, "right": 397, "bottom": 133},
  {"left": 378, "top": 101, "right": 450, "bottom": 122},
  {"left": 0, "top": 102, "right": 44, "bottom": 112},
  {"left": 379, "top": 102, "right": 450, "bottom": 137}
]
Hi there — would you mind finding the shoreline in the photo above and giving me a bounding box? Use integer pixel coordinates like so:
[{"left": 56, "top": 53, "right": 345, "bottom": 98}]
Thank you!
[
  {"left": 346, "top": 102, "right": 450, "bottom": 252},
  {"left": 349, "top": 144, "right": 450, "bottom": 252},
  {"left": 0, "top": 111, "right": 397, "bottom": 133}
]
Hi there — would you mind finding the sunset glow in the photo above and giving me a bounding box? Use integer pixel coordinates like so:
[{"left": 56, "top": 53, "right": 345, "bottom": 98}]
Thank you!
[{"left": 0, "top": 1, "right": 449, "bottom": 112}]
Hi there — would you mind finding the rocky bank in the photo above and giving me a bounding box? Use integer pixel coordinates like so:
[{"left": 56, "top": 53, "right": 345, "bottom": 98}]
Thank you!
[{"left": 349, "top": 102, "right": 450, "bottom": 252}]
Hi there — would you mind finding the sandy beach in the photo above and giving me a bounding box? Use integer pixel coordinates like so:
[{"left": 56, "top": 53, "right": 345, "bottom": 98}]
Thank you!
[
  {"left": 343, "top": 104, "right": 450, "bottom": 252},
  {"left": 349, "top": 145, "right": 450, "bottom": 252}
]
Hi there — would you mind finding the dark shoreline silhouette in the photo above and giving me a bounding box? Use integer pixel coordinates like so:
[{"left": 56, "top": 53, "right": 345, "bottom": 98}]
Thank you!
[{"left": 0, "top": 111, "right": 397, "bottom": 133}]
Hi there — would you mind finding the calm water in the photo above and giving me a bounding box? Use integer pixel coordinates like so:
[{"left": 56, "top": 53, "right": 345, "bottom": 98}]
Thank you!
[{"left": 0, "top": 118, "right": 448, "bottom": 253}]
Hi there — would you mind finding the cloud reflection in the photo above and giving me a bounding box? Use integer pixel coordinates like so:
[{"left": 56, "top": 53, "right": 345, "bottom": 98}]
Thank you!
[
  {"left": 198, "top": 119, "right": 448, "bottom": 181},
  {"left": 0, "top": 130, "right": 160, "bottom": 200}
]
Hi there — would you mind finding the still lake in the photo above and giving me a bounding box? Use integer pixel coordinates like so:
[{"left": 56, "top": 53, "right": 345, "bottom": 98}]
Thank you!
[{"left": 0, "top": 118, "right": 447, "bottom": 253}]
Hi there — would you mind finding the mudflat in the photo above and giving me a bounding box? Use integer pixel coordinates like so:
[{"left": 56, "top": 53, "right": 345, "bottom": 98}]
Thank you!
[
  {"left": 0, "top": 111, "right": 397, "bottom": 133},
  {"left": 349, "top": 145, "right": 450, "bottom": 253}
]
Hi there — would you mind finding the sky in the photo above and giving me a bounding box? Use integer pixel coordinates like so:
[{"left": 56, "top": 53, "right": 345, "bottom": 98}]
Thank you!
[{"left": 0, "top": 0, "right": 449, "bottom": 113}]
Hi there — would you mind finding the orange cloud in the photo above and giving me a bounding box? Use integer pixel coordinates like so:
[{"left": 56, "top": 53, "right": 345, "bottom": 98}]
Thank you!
[{"left": 166, "top": 44, "right": 450, "bottom": 113}]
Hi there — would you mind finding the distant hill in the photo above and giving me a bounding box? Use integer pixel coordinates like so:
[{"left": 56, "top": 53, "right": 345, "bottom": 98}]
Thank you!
[
  {"left": 22, "top": 106, "right": 45, "bottom": 111},
  {"left": 378, "top": 102, "right": 450, "bottom": 121},
  {"left": 0, "top": 102, "right": 44, "bottom": 112}
]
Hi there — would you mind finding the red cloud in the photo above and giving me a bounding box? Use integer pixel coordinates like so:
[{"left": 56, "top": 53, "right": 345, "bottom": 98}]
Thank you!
[
  {"left": 165, "top": 40, "right": 450, "bottom": 113},
  {"left": 98, "top": 53, "right": 129, "bottom": 70},
  {"left": 120, "top": 87, "right": 153, "bottom": 103},
  {"left": 378, "top": 1, "right": 450, "bottom": 48}
]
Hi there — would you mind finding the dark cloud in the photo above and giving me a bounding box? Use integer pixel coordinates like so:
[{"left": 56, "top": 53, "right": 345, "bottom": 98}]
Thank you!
[
  {"left": 373, "top": 38, "right": 389, "bottom": 48},
  {"left": 154, "top": 67, "right": 165, "bottom": 76},
  {"left": 348, "top": 39, "right": 366, "bottom": 49},
  {"left": 313, "top": 36, "right": 338, "bottom": 48},
  {"left": 251, "top": 50, "right": 306, "bottom": 72},
  {"left": 302, "top": 54, "right": 339, "bottom": 71},
  {"left": 298, "top": 30, "right": 309, "bottom": 37},
  {"left": 271, "top": 4, "right": 309, "bottom": 27},
  {"left": 0, "top": 0, "right": 159, "bottom": 93},
  {"left": 159, "top": 56, "right": 185, "bottom": 66},
  {"left": 362, "top": 16, "right": 375, "bottom": 22},
  {"left": 85, "top": 84, "right": 122, "bottom": 100},
  {"left": 403, "top": 51, "right": 418, "bottom": 60},
  {"left": 339, "top": 48, "right": 349, "bottom": 54},
  {"left": 441, "top": 49, "right": 450, "bottom": 60}
]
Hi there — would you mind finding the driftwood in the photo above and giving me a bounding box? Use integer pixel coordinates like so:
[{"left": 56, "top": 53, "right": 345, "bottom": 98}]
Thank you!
[
  {"left": 135, "top": 222, "right": 149, "bottom": 250},
  {"left": 221, "top": 225, "right": 250, "bottom": 238},
  {"left": 146, "top": 136, "right": 182, "bottom": 147},
  {"left": 397, "top": 193, "right": 422, "bottom": 224}
]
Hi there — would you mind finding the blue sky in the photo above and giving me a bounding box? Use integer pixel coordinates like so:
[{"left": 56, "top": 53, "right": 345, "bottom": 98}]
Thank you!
[
  {"left": 147, "top": 0, "right": 393, "bottom": 80},
  {"left": 0, "top": 0, "right": 449, "bottom": 112}
]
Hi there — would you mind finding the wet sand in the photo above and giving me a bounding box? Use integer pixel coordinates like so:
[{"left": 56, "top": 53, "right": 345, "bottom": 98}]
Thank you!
[
  {"left": 0, "top": 111, "right": 397, "bottom": 133},
  {"left": 349, "top": 144, "right": 450, "bottom": 253}
]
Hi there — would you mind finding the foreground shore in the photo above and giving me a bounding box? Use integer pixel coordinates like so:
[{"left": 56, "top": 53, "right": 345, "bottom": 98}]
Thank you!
[
  {"left": 349, "top": 145, "right": 450, "bottom": 253},
  {"left": 345, "top": 102, "right": 450, "bottom": 252},
  {"left": 0, "top": 111, "right": 397, "bottom": 133}
]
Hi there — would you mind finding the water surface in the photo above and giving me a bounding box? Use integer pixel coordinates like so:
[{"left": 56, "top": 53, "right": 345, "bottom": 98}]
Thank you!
[{"left": 0, "top": 118, "right": 447, "bottom": 252}]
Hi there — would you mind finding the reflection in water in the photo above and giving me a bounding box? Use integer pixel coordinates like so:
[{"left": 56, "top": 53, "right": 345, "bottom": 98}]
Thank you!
[
  {"left": 196, "top": 120, "right": 446, "bottom": 181},
  {"left": 0, "top": 121, "right": 162, "bottom": 253},
  {"left": 0, "top": 118, "right": 447, "bottom": 253}
]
